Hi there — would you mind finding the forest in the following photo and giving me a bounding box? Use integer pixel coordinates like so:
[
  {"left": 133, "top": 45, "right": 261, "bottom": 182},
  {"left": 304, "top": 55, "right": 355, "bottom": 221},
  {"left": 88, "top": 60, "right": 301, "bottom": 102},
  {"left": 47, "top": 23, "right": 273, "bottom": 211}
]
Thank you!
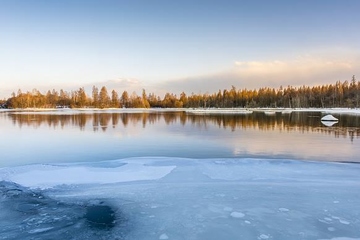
[{"left": 1, "top": 75, "right": 359, "bottom": 109}]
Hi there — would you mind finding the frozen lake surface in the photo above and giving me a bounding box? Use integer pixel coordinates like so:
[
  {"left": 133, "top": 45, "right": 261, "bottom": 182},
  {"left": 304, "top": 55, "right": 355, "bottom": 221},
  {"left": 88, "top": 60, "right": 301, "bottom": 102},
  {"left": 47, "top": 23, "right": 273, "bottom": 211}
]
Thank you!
[
  {"left": 1, "top": 158, "right": 360, "bottom": 240},
  {"left": 0, "top": 109, "right": 359, "bottom": 239}
]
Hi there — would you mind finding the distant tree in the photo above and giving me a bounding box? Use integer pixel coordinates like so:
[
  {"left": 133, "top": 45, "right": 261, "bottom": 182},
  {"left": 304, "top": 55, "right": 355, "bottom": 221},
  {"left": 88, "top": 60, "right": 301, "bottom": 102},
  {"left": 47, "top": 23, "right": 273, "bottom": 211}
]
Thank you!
[
  {"left": 111, "top": 89, "right": 119, "bottom": 108},
  {"left": 142, "top": 89, "right": 150, "bottom": 108},
  {"left": 4, "top": 75, "right": 360, "bottom": 109},
  {"left": 350, "top": 75, "right": 359, "bottom": 108},
  {"left": 120, "top": 91, "right": 129, "bottom": 108},
  {"left": 229, "top": 85, "right": 237, "bottom": 107},
  {"left": 58, "top": 89, "right": 70, "bottom": 107},
  {"left": 28, "top": 89, "right": 46, "bottom": 108},
  {"left": 77, "top": 87, "right": 88, "bottom": 107},
  {"left": 215, "top": 90, "right": 223, "bottom": 108},
  {"left": 43, "top": 89, "right": 58, "bottom": 107},
  {"left": 129, "top": 91, "right": 145, "bottom": 108},
  {"left": 147, "top": 92, "right": 160, "bottom": 107},
  {"left": 179, "top": 92, "right": 188, "bottom": 107},
  {"left": 99, "top": 86, "right": 110, "bottom": 108},
  {"left": 0, "top": 99, "right": 6, "bottom": 108},
  {"left": 162, "top": 93, "right": 177, "bottom": 108},
  {"left": 92, "top": 86, "right": 99, "bottom": 108}
]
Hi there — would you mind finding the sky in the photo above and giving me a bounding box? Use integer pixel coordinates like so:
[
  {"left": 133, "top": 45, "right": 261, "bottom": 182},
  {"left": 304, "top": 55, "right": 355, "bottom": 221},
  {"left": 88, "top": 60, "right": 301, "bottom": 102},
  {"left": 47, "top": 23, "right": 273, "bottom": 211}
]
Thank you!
[{"left": 1, "top": 0, "right": 360, "bottom": 99}]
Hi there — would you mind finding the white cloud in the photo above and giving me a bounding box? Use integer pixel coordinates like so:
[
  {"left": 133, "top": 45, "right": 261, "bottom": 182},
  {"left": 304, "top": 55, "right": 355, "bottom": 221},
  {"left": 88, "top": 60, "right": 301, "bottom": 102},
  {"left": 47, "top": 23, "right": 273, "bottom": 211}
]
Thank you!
[
  {"left": 234, "top": 57, "right": 353, "bottom": 77},
  {"left": 234, "top": 60, "right": 288, "bottom": 74}
]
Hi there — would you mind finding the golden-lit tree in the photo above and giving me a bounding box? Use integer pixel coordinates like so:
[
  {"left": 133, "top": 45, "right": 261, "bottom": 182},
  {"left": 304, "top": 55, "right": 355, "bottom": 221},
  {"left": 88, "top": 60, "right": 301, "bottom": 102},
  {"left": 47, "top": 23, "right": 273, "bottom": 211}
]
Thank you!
[
  {"left": 4, "top": 75, "right": 360, "bottom": 109},
  {"left": 99, "top": 86, "right": 110, "bottom": 108}
]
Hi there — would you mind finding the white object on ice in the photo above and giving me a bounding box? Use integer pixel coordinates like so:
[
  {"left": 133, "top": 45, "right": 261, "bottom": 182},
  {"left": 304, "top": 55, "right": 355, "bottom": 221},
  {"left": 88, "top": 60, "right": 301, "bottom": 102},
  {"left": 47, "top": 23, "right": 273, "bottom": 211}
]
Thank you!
[
  {"left": 321, "top": 114, "right": 338, "bottom": 121},
  {"left": 321, "top": 121, "right": 338, "bottom": 127}
]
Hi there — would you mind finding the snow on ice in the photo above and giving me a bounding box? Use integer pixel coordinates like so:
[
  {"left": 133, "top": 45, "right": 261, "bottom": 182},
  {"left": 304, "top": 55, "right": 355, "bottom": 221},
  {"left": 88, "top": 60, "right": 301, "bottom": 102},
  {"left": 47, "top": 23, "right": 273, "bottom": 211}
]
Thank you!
[{"left": 1, "top": 157, "right": 360, "bottom": 240}]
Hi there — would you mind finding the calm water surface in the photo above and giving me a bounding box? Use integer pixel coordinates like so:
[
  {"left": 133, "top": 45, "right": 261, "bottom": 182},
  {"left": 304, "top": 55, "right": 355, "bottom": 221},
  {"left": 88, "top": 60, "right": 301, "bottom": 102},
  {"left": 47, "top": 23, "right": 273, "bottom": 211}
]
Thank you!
[{"left": 1, "top": 110, "right": 359, "bottom": 167}]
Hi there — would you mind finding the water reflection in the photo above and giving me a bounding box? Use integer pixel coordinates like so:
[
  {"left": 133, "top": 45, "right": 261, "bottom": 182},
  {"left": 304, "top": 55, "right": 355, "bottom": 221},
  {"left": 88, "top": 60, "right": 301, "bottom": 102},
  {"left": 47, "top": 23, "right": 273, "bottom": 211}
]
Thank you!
[
  {"left": 6, "top": 111, "right": 360, "bottom": 141},
  {"left": 1, "top": 110, "right": 360, "bottom": 166}
]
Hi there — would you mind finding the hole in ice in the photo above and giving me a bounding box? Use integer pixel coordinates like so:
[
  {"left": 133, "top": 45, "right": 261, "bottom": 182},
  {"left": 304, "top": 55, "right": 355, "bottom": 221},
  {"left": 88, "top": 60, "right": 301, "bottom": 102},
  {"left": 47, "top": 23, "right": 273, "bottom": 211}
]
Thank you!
[{"left": 84, "top": 205, "right": 116, "bottom": 229}]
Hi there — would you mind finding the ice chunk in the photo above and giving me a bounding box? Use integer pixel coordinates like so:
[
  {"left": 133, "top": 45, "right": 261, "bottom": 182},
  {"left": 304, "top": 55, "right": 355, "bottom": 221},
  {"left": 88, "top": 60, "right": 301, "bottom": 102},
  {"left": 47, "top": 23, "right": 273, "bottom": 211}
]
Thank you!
[
  {"left": 159, "top": 233, "right": 169, "bottom": 239},
  {"left": 279, "top": 208, "right": 289, "bottom": 212},
  {"left": 332, "top": 216, "right": 351, "bottom": 225},
  {"left": 258, "top": 234, "right": 270, "bottom": 239},
  {"left": 230, "top": 211, "right": 245, "bottom": 218}
]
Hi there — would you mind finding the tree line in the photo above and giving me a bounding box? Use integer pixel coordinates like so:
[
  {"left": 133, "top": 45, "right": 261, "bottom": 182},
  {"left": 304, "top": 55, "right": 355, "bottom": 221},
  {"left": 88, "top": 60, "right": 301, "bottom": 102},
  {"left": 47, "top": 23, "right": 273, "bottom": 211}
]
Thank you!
[{"left": 1, "top": 75, "right": 359, "bottom": 109}]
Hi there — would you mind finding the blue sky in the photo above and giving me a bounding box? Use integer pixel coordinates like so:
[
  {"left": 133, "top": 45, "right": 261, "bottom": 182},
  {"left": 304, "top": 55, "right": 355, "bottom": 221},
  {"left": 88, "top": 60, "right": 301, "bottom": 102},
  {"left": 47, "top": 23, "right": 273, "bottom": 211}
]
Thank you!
[{"left": 1, "top": 0, "right": 359, "bottom": 98}]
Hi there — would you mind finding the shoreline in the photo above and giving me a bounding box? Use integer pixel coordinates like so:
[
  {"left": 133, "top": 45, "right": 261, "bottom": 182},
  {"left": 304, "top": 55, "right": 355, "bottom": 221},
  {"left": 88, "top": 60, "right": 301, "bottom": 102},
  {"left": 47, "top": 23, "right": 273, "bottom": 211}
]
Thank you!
[{"left": 1, "top": 107, "right": 360, "bottom": 115}]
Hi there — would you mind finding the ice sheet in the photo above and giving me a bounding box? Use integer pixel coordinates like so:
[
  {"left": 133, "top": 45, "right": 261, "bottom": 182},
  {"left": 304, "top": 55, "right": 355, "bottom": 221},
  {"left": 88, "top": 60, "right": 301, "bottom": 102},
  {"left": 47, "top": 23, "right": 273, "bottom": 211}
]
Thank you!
[
  {"left": 0, "top": 159, "right": 176, "bottom": 189},
  {"left": 1, "top": 157, "right": 360, "bottom": 240}
]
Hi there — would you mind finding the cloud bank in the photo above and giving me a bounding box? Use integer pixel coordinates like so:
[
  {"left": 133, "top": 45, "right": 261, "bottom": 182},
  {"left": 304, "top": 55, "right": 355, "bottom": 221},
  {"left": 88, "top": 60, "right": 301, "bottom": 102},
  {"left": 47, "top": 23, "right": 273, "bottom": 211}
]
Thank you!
[
  {"left": 1, "top": 54, "right": 358, "bottom": 100},
  {"left": 158, "top": 55, "right": 359, "bottom": 95}
]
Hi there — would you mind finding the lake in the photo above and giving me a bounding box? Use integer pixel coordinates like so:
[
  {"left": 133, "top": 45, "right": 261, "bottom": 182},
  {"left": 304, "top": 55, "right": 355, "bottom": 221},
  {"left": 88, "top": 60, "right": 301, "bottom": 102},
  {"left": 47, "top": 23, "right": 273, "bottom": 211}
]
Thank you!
[
  {"left": 1, "top": 109, "right": 360, "bottom": 240},
  {"left": 0, "top": 109, "right": 359, "bottom": 167}
]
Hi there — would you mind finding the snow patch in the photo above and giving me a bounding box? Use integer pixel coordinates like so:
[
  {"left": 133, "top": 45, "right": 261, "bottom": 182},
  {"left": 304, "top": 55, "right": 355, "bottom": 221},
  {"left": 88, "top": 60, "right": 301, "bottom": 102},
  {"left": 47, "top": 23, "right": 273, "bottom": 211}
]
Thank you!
[
  {"left": 339, "top": 220, "right": 350, "bottom": 225},
  {"left": 321, "top": 114, "right": 338, "bottom": 121}
]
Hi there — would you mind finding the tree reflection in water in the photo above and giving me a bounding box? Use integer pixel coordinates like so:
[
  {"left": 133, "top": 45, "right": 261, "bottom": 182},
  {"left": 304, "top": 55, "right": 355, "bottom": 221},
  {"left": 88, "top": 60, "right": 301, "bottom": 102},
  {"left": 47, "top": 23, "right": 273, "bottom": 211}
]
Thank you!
[{"left": 6, "top": 111, "right": 360, "bottom": 141}]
